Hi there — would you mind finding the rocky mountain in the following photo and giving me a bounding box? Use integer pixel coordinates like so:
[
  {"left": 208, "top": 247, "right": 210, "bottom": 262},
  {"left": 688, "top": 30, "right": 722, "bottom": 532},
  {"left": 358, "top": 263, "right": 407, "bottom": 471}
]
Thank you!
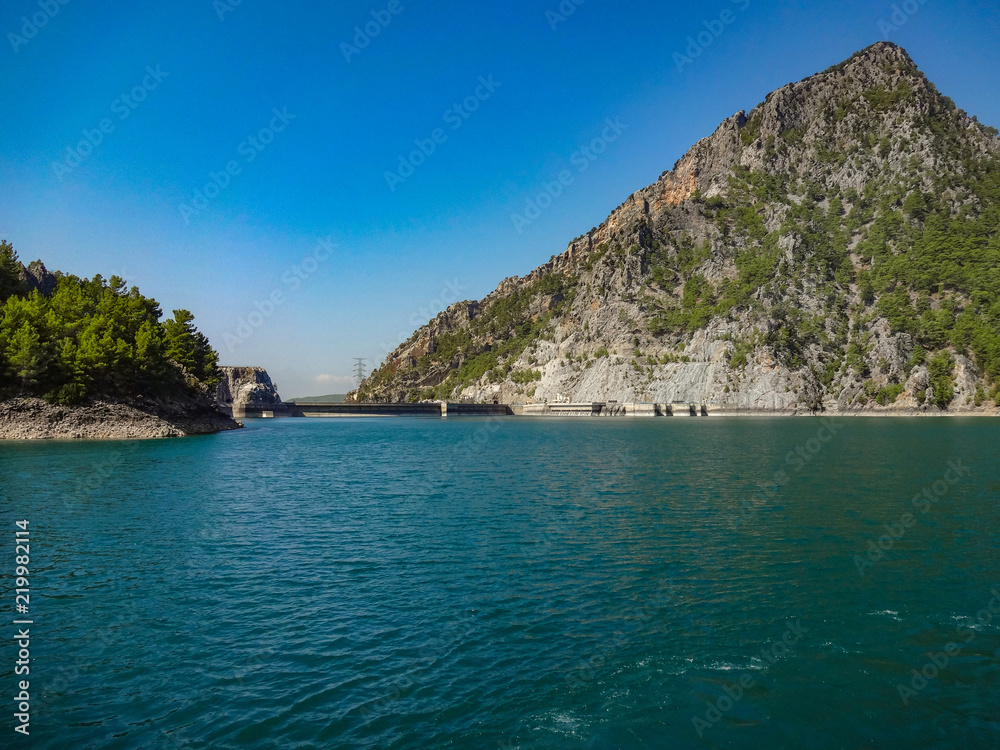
[{"left": 353, "top": 42, "right": 1000, "bottom": 413}]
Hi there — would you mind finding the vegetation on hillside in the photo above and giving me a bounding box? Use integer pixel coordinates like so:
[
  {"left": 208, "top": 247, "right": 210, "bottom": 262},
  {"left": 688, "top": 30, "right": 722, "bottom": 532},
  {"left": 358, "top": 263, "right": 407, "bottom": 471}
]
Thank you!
[
  {"left": 0, "top": 241, "right": 220, "bottom": 405},
  {"left": 359, "top": 272, "right": 578, "bottom": 402},
  {"left": 645, "top": 104, "right": 1000, "bottom": 407},
  {"left": 355, "top": 43, "right": 1000, "bottom": 410}
]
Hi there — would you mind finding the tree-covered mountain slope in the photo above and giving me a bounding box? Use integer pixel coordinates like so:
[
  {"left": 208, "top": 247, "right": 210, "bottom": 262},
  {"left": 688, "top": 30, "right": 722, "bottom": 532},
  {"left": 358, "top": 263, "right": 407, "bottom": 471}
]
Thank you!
[
  {"left": 354, "top": 42, "right": 1000, "bottom": 413},
  {"left": 0, "top": 241, "right": 239, "bottom": 438},
  {"left": 0, "top": 240, "right": 220, "bottom": 405}
]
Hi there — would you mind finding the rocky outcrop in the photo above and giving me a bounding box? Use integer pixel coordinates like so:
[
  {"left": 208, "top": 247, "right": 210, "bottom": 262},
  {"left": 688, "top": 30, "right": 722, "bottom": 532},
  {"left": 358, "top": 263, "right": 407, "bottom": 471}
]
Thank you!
[
  {"left": 19, "top": 260, "right": 57, "bottom": 296},
  {"left": 353, "top": 43, "right": 1000, "bottom": 415},
  {"left": 216, "top": 366, "right": 288, "bottom": 417},
  {"left": 0, "top": 396, "right": 242, "bottom": 440}
]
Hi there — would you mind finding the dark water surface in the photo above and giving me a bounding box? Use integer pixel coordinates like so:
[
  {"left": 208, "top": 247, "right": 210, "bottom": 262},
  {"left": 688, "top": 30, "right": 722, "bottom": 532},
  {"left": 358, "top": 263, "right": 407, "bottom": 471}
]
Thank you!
[{"left": 2, "top": 417, "right": 999, "bottom": 749}]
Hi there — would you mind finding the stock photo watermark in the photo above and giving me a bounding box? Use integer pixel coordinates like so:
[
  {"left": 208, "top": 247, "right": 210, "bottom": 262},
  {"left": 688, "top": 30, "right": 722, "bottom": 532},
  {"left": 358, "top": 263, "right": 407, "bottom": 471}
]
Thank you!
[
  {"left": 401, "top": 415, "right": 505, "bottom": 503},
  {"left": 223, "top": 235, "right": 336, "bottom": 352},
  {"left": 213, "top": 0, "right": 248, "bottom": 22},
  {"left": 854, "top": 459, "right": 970, "bottom": 576},
  {"left": 673, "top": 0, "right": 751, "bottom": 73},
  {"left": 178, "top": 106, "right": 295, "bottom": 224},
  {"left": 341, "top": 0, "right": 407, "bottom": 63},
  {"left": 509, "top": 117, "right": 626, "bottom": 233},
  {"left": 51, "top": 65, "right": 169, "bottom": 181},
  {"left": 565, "top": 577, "right": 713, "bottom": 691},
  {"left": 12, "top": 520, "right": 31, "bottom": 736},
  {"left": 359, "top": 613, "right": 476, "bottom": 725},
  {"left": 384, "top": 75, "right": 501, "bottom": 192},
  {"left": 406, "top": 278, "right": 466, "bottom": 327},
  {"left": 546, "top": 0, "right": 585, "bottom": 31},
  {"left": 896, "top": 586, "right": 1000, "bottom": 705},
  {"left": 730, "top": 418, "right": 843, "bottom": 531},
  {"left": 878, "top": 0, "right": 929, "bottom": 37},
  {"left": 7, "top": 0, "right": 71, "bottom": 53},
  {"left": 17, "top": 567, "right": 143, "bottom": 729},
  {"left": 373, "top": 277, "right": 467, "bottom": 359}
]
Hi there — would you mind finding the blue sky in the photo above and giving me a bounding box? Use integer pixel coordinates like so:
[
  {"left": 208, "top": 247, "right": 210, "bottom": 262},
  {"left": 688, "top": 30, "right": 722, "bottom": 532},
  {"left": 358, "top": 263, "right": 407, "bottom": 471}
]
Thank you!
[{"left": 2, "top": 0, "right": 998, "bottom": 397}]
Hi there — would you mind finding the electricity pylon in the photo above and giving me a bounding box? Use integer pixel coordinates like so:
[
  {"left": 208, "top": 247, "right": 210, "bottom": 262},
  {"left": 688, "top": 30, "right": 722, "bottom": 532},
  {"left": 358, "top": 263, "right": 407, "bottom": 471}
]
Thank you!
[{"left": 352, "top": 358, "right": 367, "bottom": 387}]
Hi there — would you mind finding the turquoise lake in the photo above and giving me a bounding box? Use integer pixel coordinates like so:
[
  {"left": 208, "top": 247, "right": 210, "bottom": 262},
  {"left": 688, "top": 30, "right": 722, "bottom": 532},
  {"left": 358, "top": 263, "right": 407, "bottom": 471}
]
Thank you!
[{"left": 2, "top": 416, "right": 999, "bottom": 748}]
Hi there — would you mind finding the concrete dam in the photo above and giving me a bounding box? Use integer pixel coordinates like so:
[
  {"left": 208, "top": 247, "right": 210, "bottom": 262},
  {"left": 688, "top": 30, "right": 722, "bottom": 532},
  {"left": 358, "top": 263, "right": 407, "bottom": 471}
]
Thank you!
[
  {"left": 216, "top": 365, "right": 727, "bottom": 419},
  {"left": 231, "top": 401, "right": 718, "bottom": 418}
]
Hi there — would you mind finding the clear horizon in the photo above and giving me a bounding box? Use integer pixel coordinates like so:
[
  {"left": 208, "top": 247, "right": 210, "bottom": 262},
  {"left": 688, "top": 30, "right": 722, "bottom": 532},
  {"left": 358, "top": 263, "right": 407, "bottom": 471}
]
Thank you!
[{"left": 2, "top": 0, "right": 998, "bottom": 397}]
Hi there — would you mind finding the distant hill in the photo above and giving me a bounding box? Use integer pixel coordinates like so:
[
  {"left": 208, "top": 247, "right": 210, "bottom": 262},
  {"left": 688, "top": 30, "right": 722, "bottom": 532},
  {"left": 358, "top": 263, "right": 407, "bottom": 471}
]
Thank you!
[
  {"left": 290, "top": 393, "right": 347, "bottom": 403},
  {"left": 353, "top": 42, "right": 1000, "bottom": 413}
]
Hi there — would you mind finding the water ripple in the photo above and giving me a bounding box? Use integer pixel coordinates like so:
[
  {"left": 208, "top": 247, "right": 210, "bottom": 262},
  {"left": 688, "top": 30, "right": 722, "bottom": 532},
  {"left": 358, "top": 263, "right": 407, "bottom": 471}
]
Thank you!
[{"left": 2, "top": 417, "right": 999, "bottom": 748}]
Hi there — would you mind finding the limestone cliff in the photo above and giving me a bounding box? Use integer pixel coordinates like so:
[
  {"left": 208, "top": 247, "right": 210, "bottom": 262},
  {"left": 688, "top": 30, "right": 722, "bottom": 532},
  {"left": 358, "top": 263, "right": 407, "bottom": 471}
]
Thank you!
[
  {"left": 216, "top": 366, "right": 288, "bottom": 416},
  {"left": 353, "top": 43, "right": 1000, "bottom": 414}
]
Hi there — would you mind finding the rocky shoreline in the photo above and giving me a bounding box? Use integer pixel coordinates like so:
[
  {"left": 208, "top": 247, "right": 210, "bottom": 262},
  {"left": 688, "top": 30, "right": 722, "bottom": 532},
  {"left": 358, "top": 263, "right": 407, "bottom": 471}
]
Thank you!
[{"left": 0, "top": 397, "right": 243, "bottom": 440}]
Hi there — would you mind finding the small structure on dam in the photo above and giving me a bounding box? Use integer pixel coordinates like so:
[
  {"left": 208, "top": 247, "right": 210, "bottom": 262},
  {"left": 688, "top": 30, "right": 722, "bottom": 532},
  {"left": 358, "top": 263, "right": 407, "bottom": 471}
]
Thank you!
[{"left": 520, "top": 402, "right": 709, "bottom": 417}]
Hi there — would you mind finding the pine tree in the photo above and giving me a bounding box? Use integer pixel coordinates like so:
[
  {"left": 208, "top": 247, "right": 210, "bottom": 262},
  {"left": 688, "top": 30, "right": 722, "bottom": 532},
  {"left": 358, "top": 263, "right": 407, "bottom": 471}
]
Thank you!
[
  {"left": 0, "top": 240, "right": 25, "bottom": 302},
  {"left": 163, "top": 310, "right": 220, "bottom": 386},
  {"left": 6, "top": 322, "right": 44, "bottom": 391}
]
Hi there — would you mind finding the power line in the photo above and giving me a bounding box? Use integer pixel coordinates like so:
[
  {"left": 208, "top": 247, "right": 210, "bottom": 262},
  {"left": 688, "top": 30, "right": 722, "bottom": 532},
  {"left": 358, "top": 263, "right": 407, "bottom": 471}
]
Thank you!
[{"left": 352, "top": 358, "right": 367, "bottom": 387}]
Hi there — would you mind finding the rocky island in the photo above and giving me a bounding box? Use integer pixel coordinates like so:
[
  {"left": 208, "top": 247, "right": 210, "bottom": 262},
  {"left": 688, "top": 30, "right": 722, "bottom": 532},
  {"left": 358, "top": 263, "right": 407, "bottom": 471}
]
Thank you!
[
  {"left": 0, "top": 394, "right": 240, "bottom": 440},
  {"left": 352, "top": 43, "right": 1000, "bottom": 415},
  {"left": 0, "top": 244, "right": 242, "bottom": 439}
]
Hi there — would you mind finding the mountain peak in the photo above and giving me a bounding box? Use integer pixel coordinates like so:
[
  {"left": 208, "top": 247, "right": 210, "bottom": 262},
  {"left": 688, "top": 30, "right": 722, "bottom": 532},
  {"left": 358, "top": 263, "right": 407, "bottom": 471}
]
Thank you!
[
  {"left": 857, "top": 40, "right": 912, "bottom": 60},
  {"left": 354, "top": 45, "right": 1000, "bottom": 414}
]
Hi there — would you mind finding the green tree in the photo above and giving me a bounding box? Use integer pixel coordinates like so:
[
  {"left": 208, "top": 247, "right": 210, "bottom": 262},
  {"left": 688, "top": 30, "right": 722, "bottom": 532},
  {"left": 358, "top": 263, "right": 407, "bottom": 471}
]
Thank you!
[
  {"left": 903, "top": 191, "right": 927, "bottom": 221},
  {"left": 928, "top": 351, "right": 955, "bottom": 408},
  {"left": 6, "top": 322, "right": 45, "bottom": 390},
  {"left": 0, "top": 240, "right": 25, "bottom": 302},
  {"left": 857, "top": 271, "right": 876, "bottom": 305},
  {"left": 163, "top": 310, "right": 220, "bottom": 386},
  {"left": 0, "top": 251, "right": 224, "bottom": 403}
]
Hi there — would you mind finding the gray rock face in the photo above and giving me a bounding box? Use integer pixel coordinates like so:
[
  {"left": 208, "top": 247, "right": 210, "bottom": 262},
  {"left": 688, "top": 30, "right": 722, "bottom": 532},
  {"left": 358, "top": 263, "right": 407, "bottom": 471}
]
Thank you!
[
  {"left": 353, "top": 43, "right": 1000, "bottom": 415},
  {"left": 216, "top": 366, "right": 287, "bottom": 415},
  {"left": 20, "top": 260, "right": 57, "bottom": 296}
]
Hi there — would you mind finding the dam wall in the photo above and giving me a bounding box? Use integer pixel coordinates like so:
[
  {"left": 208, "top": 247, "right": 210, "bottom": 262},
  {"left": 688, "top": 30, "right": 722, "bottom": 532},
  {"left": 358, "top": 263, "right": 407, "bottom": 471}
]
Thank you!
[
  {"left": 275, "top": 401, "right": 728, "bottom": 419},
  {"left": 284, "top": 402, "right": 511, "bottom": 418},
  {"left": 286, "top": 402, "right": 441, "bottom": 418}
]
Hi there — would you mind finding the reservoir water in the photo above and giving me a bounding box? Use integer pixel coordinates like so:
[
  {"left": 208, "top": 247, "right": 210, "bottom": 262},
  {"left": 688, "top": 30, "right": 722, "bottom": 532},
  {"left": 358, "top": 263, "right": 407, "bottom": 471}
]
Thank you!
[{"left": 2, "top": 417, "right": 999, "bottom": 748}]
